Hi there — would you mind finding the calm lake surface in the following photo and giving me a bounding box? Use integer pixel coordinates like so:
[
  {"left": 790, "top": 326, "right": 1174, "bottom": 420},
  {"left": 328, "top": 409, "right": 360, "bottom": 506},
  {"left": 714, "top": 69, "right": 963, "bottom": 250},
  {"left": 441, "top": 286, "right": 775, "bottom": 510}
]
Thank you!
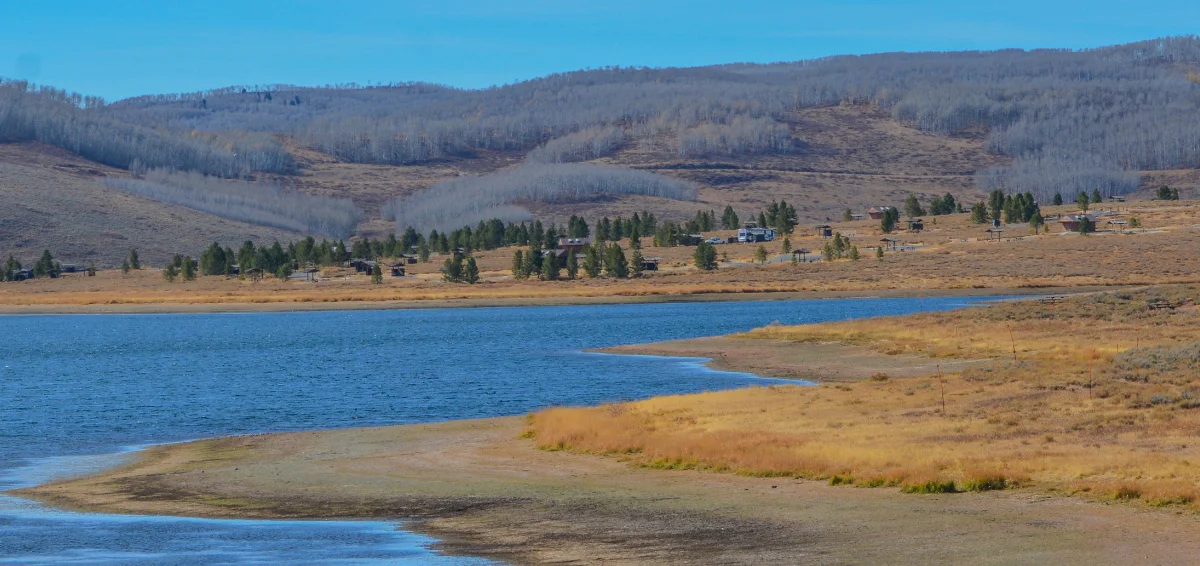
[{"left": 0, "top": 297, "right": 998, "bottom": 564}]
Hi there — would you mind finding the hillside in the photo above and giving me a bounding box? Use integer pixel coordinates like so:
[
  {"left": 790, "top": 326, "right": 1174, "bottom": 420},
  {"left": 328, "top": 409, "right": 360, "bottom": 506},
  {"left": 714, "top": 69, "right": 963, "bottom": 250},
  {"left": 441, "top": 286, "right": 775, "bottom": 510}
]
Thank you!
[
  {"left": 0, "top": 143, "right": 300, "bottom": 267},
  {"left": 3, "top": 36, "right": 1200, "bottom": 266}
]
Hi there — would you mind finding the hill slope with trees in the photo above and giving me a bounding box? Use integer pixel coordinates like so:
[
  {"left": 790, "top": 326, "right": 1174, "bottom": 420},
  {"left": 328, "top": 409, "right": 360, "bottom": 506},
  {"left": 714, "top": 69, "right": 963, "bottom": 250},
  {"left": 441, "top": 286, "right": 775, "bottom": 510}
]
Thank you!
[{"left": 3, "top": 36, "right": 1200, "bottom": 265}]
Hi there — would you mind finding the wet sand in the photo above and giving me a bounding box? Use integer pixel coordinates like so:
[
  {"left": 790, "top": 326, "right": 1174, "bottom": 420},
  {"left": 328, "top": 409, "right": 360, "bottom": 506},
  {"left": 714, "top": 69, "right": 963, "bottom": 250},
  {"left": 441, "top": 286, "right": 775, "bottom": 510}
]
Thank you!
[{"left": 15, "top": 415, "right": 1200, "bottom": 564}]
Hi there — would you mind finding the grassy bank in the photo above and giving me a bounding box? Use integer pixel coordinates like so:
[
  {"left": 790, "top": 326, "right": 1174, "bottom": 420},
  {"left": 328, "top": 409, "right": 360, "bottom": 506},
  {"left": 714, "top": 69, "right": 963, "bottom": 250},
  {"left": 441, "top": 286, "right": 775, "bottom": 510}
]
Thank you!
[
  {"left": 532, "top": 285, "right": 1200, "bottom": 506},
  {"left": 4, "top": 200, "right": 1200, "bottom": 313}
]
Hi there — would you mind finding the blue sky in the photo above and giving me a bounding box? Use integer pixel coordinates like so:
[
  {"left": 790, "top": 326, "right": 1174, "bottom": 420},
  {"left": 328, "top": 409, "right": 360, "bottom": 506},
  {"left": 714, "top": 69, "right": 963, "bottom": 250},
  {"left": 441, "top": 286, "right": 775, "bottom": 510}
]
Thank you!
[{"left": 3, "top": 1, "right": 1198, "bottom": 101}]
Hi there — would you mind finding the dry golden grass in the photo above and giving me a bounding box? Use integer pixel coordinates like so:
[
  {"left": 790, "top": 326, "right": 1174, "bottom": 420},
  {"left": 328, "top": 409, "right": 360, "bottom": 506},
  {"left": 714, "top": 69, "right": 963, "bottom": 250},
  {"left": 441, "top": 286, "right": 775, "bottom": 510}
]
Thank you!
[{"left": 531, "top": 285, "right": 1200, "bottom": 507}]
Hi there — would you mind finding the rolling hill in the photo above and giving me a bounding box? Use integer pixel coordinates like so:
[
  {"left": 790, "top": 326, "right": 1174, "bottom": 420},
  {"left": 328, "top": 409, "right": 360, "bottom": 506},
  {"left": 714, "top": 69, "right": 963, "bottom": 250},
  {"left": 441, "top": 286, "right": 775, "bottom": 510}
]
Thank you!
[{"left": 2, "top": 36, "right": 1200, "bottom": 266}]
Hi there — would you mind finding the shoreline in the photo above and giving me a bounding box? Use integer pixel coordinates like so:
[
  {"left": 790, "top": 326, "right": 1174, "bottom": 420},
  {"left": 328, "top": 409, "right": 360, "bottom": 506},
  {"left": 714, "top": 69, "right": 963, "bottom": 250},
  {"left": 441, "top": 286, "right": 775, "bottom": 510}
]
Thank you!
[
  {"left": 13, "top": 289, "right": 1200, "bottom": 563},
  {"left": 0, "top": 284, "right": 1101, "bottom": 315},
  {"left": 14, "top": 414, "right": 1200, "bottom": 564}
]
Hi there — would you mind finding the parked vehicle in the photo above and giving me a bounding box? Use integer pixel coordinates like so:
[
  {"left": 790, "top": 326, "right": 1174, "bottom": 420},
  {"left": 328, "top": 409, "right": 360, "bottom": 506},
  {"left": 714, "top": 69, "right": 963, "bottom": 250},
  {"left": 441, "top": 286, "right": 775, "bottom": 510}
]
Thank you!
[{"left": 737, "top": 227, "right": 776, "bottom": 243}]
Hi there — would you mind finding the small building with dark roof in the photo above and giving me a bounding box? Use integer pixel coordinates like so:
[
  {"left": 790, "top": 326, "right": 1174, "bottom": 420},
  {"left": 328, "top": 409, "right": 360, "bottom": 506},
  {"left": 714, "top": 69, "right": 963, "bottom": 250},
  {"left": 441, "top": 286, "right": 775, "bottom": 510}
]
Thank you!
[
  {"left": 1060, "top": 214, "right": 1096, "bottom": 232},
  {"left": 868, "top": 206, "right": 896, "bottom": 220}
]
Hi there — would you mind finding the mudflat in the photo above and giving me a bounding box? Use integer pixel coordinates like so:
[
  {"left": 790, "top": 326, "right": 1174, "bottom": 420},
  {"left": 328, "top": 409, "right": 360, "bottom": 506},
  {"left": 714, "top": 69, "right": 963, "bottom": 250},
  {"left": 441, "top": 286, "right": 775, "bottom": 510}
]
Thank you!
[{"left": 16, "top": 416, "right": 1200, "bottom": 565}]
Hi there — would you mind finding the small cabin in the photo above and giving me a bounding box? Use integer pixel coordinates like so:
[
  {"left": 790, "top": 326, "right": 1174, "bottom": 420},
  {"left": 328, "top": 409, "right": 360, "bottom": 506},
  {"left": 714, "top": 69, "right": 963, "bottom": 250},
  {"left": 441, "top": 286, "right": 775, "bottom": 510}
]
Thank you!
[
  {"left": 9, "top": 268, "right": 34, "bottom": 281},
  {"left": 868, "top": 206, "right": 896, "bottom": 220},
  {"left": 815, "top": 224, "right": 833, "bottom": 238},
  {"left": 389, "top": 263, "right": 406, "bottom": 277},
  {"left": 400, "top": 254, "right": 419, "bottom": 264},
  {"left": 1111, "top": 196, "right": 1126, "bottom": 203},
  {"left": 60, "top": 264, "right": 78, "bottom": 273},
  {"left": 350, "top": 258, "right": 372, "bottom": 272},
  {"left": 640, "top": 257, "right": 661, "bottom": 271},
  {"left": 1059, "top": 214, "right": 1096, "bottom": 232},
  {"left": 905, "top": 218, "right": 924, "bottom": 232}
]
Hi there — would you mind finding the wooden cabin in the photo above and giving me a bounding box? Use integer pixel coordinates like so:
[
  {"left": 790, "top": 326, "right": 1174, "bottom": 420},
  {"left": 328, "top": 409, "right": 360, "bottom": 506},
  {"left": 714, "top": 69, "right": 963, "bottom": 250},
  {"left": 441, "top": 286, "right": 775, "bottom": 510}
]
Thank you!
[
  {"left": 868, "top": 206, "right": 896, "bottom": 220},
  {"left": 1059, "top": 214, "right": 1096, "bottom": 232},
  {"left": 814, "top": 224, "right": 833, "bottom": 238},
  {"left": 640, "top": 257, "right": 661, "bottom": 271},
  {"left": 389, "top": 263, "right": 406, "bottom": 277},
  {"left": 905, "top": 218, "right": 924, "bottom": 232}
]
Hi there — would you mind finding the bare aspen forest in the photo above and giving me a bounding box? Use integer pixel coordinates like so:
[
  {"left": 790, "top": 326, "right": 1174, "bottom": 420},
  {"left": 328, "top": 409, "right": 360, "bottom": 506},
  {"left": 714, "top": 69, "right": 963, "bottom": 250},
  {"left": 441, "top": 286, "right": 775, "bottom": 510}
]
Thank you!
[
  {"left": 384, "top": 163, "right": 697, "bottom": 232},
  {"left": 105, "top": 168, "right": 361, "bottom": 238},
  {"left": 3, "top": 36, "right": 1200, "bottom": 263}
]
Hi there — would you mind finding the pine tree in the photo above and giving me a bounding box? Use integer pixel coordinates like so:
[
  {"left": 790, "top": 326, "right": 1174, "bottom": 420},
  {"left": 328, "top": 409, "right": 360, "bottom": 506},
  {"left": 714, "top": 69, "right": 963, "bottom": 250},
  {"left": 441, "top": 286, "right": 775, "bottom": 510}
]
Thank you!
[
  {"left": 722, "top": 205, "right": 740, "bottom": 229},
  {"left": 371, "top": 263, "right": 383, "bottom": 283},
  {"left": 512, "top": 249, "right": 526, "bottom": 279},
  {"left": 1077, "top": 191, "right": 1090, "bottom": 212},
  {"left": 630, "top": 249, "right": 644, "bottom": 277},
  {"left": 181, "top": 256, "right": 196, "bottom": 281},
  {"left": 128, "top": 249, "right": 141, "bottom": 270},
  {"left": 441, "top": 256, "right": 463, "bottom": 283},
  {"left": 881, "top": 208, "right": 899, "bottom": 233},
  {"left": 781, "top": 237, "right": 791, "bottom": 254},
  {"left": 629, "top": 224, "right": 641, "bottom": 249},
  {"left": 464, "top": 258, "right": 480, "bottom": 284},
  {"left": 848, "top": 245, "right": 860, "bottom": 261},
  {"left": 970, "top": 202, "right": 988, "bottom": 224},
  {"left": 566, "top": 249, "right": 579, "bottom": 280},
  {"left": 162, "top": 264, "right": 177, "bottom": 282},
  {"left": 843, "top": 208, "right": 853, "bottom": 222},
  {"left": 121, "top": 260, "right": 131, "bottom": 274},
  {"left": 755, "top": 245, "right": 768, "bottom": 264},
  {"left": 1053, "top": 192, "right": 1064, "bottom": 206},
  {"left": 875, "top": 246, "right": 884, "bottom": 260},
  {"left": 904, "top": 193, "right": 926, "bottom": 217},
  {"left": 541, "top": 251, "right": 560, "bottom": 281},
  {"left": 693, "top": 242, "right": 717, "bottom": 270},
  {"left": 605, "top": 244, "right": 628, "bottom": 278},
  {"left": 1092, "top": 188, "right": 1103, "bottom": 204},
  {"left": 1030, "top": 210, "right": 1045, "bottom": 234},
  {"left": 583, "top": 245, "right": 601, "bottom": 278},
  {"left": 34, "top": 250, "right": 55, "bottom": 278}
]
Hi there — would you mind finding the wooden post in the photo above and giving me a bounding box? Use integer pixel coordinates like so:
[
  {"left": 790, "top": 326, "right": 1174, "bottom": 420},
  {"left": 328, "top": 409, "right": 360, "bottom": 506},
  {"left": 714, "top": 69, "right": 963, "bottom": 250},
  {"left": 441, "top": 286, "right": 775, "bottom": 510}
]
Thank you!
[
  {"left": 1008, "top": 324, "right": 1018, "bottom": 361},
  {"left": 938, "top": 364, "right": 946, "bottom": 415}
]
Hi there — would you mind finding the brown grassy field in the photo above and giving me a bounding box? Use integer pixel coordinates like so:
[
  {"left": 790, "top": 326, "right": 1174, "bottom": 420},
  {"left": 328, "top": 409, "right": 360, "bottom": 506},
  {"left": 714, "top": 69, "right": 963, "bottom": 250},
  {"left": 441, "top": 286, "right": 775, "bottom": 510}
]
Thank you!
[
  {"left": 532, "top": 284, "right": 1200, "bottom": 508},
  {"left": 4, "top": 198, "right": 1200, "bottom": 311}
]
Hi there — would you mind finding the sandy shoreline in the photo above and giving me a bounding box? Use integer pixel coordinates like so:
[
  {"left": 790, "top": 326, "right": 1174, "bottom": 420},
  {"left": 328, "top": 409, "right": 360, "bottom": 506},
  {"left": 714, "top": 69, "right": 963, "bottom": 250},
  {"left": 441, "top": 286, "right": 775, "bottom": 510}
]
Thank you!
[
  {"left": 13, "top": 414, "right": 1200, "bottom": 565},
  {"left": 0, "top": 284, "right": 1099, "bottom": 315}
]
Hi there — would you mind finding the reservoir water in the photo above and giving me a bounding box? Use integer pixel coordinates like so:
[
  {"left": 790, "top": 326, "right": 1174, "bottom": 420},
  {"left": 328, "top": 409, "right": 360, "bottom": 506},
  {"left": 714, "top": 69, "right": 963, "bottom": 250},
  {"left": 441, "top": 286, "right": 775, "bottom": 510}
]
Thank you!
[{"left": 0, "top": 297, "right": 996, "bottom": 563}]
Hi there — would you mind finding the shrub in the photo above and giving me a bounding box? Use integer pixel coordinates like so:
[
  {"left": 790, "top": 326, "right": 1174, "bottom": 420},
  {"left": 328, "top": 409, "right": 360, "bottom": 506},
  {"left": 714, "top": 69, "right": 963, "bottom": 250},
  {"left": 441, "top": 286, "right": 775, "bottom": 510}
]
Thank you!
[
  {"left": 962, "top": 475, "right": 1008, "bottom": 492},
  {"left": 901, "top": 480, "right": 958, "bottom": 494},
  {"left": 1113, "top": 485, "right": 1142, "bottom": 500}
]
